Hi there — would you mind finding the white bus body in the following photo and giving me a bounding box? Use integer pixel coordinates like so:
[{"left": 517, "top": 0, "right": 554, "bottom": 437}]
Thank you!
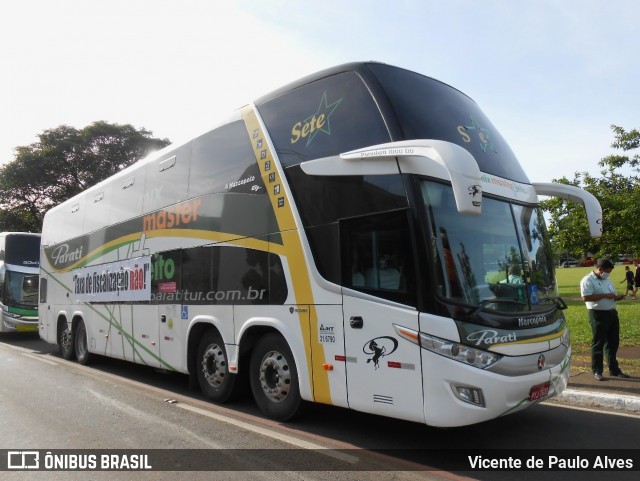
[{"left": 39, "top": 63, "right": 601, "bottom": 427}]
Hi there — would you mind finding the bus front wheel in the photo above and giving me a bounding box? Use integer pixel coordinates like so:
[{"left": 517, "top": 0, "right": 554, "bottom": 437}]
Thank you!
[
  {"left": 58, "top": 318, "right": 75, "bottom": 360},
  {"left": 250, "top": 333, "right": 301, "bottom": 421},
  {"left": 196, "top": 330, "right": 238, "bottom": 403}
]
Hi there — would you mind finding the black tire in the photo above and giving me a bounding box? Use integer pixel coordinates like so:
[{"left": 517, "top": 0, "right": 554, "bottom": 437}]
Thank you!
[
  {"left": 249, "top": 333, "right": 301, "bottom": 421},
  {"left": 58, "top": 318, "right": 75, "bottom": 360},
  {"left": 196, "top": 330, "right": 239, "bottom": 403},
  {"left": 74, "top": 319, "right": 92, "bottom": 365}
]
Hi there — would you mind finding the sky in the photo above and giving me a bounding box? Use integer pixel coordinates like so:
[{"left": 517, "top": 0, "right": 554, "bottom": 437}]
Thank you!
[{"left": 1, "top": 0, "right": 638, "bottom": 183}]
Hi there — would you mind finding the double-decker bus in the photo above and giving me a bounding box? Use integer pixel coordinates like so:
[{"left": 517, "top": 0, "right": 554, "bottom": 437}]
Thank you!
[
  {"left": 38, "top": 62, "right": 601, "bottom": 427},
  {"left": 0, "top": 232, "right": 40, "bottom": 333}
]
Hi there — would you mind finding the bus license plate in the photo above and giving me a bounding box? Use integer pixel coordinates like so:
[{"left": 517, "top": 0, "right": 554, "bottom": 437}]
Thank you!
[
  {"left": 529, "top": 381, "right": 551, "bottom": 401},
  {"left": 529, "top": 381, "right": 550, "bottom": 401}
]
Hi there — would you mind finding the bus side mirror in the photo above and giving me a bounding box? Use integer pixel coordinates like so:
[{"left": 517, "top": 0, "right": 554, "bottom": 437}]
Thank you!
[{"left": 532, "top": 182, "right": 603, "bottom": 238}]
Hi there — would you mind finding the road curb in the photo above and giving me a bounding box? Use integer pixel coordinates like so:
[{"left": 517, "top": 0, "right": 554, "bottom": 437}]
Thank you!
[{"left": 557, "top": 388, "right": 640, "bottom": 413}]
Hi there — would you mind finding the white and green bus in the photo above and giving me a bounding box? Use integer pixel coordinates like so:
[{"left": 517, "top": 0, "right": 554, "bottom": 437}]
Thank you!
[
  {"left": 0, "top": 232, "right": 40, "bottom": 333},
  {"left": 39, "top": 62, "right": 601, "bottom": 427}
]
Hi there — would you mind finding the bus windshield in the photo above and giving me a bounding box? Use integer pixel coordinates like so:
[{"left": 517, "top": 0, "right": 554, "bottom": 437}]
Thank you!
[
  {"left": 421, "top": 180, "right": 557, "bottom": 312},
  {"left": 3, "top": 271, "right": 39, "bottom": 309}
]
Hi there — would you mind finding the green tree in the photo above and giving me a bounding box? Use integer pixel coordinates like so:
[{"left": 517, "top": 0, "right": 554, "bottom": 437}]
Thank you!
[
  {"left": 542, "top": 174, "right": 600, "bottom": 260},
  {"left": 0, "top": 121, "right": 170, "bottom": 232},
  {"left": 542, "top": 125, "right": 640, "bottom": 260}
]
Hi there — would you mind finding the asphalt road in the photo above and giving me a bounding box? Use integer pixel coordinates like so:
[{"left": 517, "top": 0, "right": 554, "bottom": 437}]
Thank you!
[{"left": 1, "top": 333, "right": 639, "bottom": 481}]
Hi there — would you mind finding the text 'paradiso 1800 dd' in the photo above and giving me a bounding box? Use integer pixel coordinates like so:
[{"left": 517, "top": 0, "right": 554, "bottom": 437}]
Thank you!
[{"left": 38, "top": 62, "right": 601, "bottom": 427}]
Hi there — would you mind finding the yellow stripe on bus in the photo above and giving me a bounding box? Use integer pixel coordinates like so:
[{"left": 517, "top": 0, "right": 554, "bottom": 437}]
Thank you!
[
  {"left": 242, "top": 106, "right": 331, "bottom": 405},
  {"left": 489, "top": 330, "right": 564, "bottom": 348},
  {"left": 48, "top": 229, "right": 289, "bottom": 273}
]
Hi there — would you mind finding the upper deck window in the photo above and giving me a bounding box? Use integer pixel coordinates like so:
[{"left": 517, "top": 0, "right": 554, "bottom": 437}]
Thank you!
[
  {"left": 368, "top": 63, "right": 529, "bottom": 184},
  {"left": 256, "top": 71, "right": 390, "bottom": 166},
  {"left": 189, "top": 121, "right": 262, "bottom": 198},
  {"left": 4, "top": 235, "right": 40, "bottom": 265}
]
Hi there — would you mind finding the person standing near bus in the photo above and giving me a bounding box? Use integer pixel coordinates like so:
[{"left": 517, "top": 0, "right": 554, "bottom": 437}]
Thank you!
[
  {"left": 620, "top": 265, "right": 636, "bottom": 299},
  {"left": 580, "top": 258, "right": 630, "bottom": 381}
]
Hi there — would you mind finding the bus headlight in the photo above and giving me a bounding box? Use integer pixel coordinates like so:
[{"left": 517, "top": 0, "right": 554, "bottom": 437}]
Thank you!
[
  {"left": 419, "top": 333, "right": 501, "bottom": 369},
  {"left": 560, "top": 327, "right": 570, "bottom": 348}
]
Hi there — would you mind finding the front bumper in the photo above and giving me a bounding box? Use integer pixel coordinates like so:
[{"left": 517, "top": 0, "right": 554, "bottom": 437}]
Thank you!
[
  {"left": 422, "top": 344, "right": 571, "bottom": 427},
  {"left": 2, "top": 314, "right": 39, "bottom": 333}
]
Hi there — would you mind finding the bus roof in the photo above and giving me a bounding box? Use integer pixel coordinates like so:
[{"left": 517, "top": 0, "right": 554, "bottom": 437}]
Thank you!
[{"left": 255, "top": 61, "right": 473, "bottom": 106}]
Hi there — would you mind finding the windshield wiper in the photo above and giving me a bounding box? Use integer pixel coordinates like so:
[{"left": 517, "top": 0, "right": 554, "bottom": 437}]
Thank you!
[
  {"left": 534, "top": 294, "right": 568, "bottom": 310},
  {"left": 471, "top": 298, "right": 527, "bottom": 316}
]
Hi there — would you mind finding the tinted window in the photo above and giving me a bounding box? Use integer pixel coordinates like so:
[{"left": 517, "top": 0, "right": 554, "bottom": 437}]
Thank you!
[
  {"left": 151, "top": 244, "right": 287, "bottom": 305},
  {"left": 84, "top": 187, "right": 111, "bottom": 234},
  {"left": 285, "top": 167, "right": 408, "bottom": 227},
  {"left": 188, "top": 121, "right": 264, "bottom": 198},
  {"left": 181, "top": 246, "right": 214, "bottom": 295},
  {"left": 341, "top": 210, "right": 416, "bottom": 306},
  {"left": 285, "top": 168, "right": 408, "bottom": 285},
  {"left": 5, "top": 235, "right": 40, "bottom": 264},
  {"left": 305, "top": 223, "right": 340, "bottom": 284},
  {"left": 368, "top": 63, "right": 529, "bottom": 183},
  {"left": 215, "top": 245, "right": 269, "bottom": 305},
  {"left": 151, "top": 250, "right": 181, "bottom": 304},
  {"left": 143, "top": 146, "right": 192, "bottom": 212},
  {"left": 257, "top": 71, "right": 390, "bottom": 166},
  {"left": 109, "top": 172, "right": 146, "bottom": 225},
  {"left": 40, "top": 277, "right": 47, "bottom": 303}
]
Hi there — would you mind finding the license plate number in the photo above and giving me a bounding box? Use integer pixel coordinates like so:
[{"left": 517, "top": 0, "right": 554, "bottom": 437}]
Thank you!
[{"left": 529, "top": 381, "right": 550, "bottom": 401}]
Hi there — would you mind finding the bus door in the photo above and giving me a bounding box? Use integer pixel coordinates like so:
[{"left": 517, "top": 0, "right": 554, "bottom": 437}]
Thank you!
[
  {"left": 151, "top": 250, "right": 181, "bottom": 370},
  {"left": 342, "top": 296, "right": 424, "bottom": 423},
  {"left": 39, "top": 276, "right": 54, "bottom": 343},
  {"left": 340, "top": 210, "right": 424, "bottom": 422}
]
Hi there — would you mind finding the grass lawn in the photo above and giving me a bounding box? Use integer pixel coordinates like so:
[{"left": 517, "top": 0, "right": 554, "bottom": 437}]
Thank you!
[{"left": 556, "top": 266, "right": 640, "bottom": 369}]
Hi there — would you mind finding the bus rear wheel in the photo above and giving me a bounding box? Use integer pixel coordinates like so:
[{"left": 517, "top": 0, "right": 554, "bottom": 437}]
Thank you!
[
  {"left": 75, "top": 319, "right": 92, "bottom": 365},
  {"left": 250, "top": 333, "right": 301, "bottom": 421},
  {"left": 58, "top": 318, "right": 75, "bottom": 360},
  {"left": 197, "top": 330, "right": 238, "bottom": 403}
]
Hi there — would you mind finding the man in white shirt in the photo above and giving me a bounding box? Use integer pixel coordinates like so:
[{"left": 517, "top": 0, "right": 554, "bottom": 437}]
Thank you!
[{"left": 580, "top": 258, "right": 630, "bottom": 381}]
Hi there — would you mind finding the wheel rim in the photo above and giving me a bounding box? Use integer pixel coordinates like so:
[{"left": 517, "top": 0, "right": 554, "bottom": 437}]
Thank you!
[
  {"left": 201, "top": 343, "right": 226, "bottom": 387},
  {"left": 258, "top": 350, "right": 291, "bottom": 403}
]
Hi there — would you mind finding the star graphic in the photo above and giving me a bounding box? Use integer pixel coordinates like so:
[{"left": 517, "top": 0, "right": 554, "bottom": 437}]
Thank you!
[
  {"left": 465, "top": 115, "right": 497, "bottom": 153},
  {"left": 303, "top": 91, "right": 342, "bottom": 146}
]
